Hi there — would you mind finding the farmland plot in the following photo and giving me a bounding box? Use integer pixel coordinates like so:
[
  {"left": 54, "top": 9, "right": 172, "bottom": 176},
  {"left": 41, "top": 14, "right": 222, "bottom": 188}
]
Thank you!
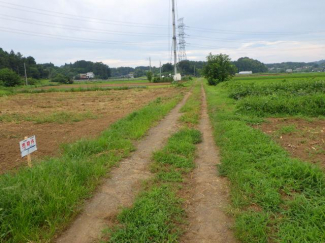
[{"left": 0, "top": 87, "right": 180, "bottom": 173}]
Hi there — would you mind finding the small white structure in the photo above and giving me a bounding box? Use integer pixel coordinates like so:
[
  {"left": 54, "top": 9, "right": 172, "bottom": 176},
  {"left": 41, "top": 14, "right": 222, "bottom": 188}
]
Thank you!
[
  {"left": 238, "top": 71, "right": 253, "bottom": 75},
  {"left": 286, "top": 69, "right": 293, "bottom": 73},
  {"left": 173, "top": 73, "right": 182, "bottom": 81},
  {"left": 86, "top": 72, "right": 95, "bottom": 79}
]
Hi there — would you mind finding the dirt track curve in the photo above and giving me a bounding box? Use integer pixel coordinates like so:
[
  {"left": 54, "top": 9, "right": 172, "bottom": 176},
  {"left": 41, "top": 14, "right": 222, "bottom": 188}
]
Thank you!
[
  {"left": 181, "top": 85, "right": 237, "bottom": 243},
  {"left": 56, "top": 92, "right": 191, "bottom": 243}
]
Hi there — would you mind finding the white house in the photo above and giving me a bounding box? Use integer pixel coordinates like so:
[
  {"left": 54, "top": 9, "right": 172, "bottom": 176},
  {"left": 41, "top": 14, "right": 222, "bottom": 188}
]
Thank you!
[
  {"left": 238, "top": 71, "right": 253, "bottom": 75},
  {"left": 86, "top": 72, "right": 95, "bottom": 79},
  {"left": 286, "top": 69, "right": 293, "bottom": 73}
]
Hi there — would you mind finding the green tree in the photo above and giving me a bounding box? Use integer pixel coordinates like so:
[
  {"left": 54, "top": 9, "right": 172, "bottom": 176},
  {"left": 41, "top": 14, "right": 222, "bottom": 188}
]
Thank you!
[
  {"left": 51, "top": 73, "right": 73, "bottom": 84},
  {"left": 233, "top": 57, "right": 268, "bottom": 73},
  {"left": 202, "top": 53, "right": 237, "bottom": 86},
  {"left": 146, "top": 71, "right": 153, "bottom": 82},
  {"left": 0, "top": 68, "right": 22, "bottom": 87}
]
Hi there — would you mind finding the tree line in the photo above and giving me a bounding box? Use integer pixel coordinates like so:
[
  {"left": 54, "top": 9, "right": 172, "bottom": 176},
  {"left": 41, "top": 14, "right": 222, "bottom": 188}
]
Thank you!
[{"left": 0, "top": 48, "right": 111, "bottom": 86}]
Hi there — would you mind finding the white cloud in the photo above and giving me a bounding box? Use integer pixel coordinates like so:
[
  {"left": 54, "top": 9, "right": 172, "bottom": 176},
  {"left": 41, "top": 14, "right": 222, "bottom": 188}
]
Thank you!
[{"left": 0, "top": 0, "right": 324, "bottom": 66}]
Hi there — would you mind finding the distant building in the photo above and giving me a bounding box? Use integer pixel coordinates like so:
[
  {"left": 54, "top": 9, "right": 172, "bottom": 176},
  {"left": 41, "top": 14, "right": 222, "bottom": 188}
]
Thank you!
[
  {"left": 79, "top": 72, "right": 95, "bottom": 80},
  {"left": 127, "top": 73, "right": 134, "bottom": 79},
  {"left": 79, "top": 74, "right": 88, "bottom": 79},
  {"left": 238, "top": 71, "right": 253, "bottom": 75},
  {"left": 86, "top": 72, "right": 95, "bottom": 79},
  {"left": 174, "top": 73, "right": 182, "bottom": 81},
  {"left": 286, "top": 69, "right": 293, "bottom": 73}
]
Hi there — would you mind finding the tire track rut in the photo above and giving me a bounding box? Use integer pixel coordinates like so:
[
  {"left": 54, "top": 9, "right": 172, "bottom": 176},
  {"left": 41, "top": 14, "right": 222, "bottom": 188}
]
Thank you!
[
  {"left": 181, "top": 86, "right": 237, "bottom": 243},
  {"left": 56, "top": 92, "right": 191, "bottom": 243}
]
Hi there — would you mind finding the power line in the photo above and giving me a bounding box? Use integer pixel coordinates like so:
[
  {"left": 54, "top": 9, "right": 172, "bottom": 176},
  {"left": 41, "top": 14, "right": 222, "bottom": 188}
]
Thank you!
[
  {"left": 0, "top": 27, "right": 168, "bottom": 46},
  {"left": 0, "top": 2, "right": 168, "bottom": 29},
  {"left": 0, "top": 14, "right": 168, "bottom": 38},
  {"left": 186, "top": 26, "right": 325, "bottom": 36}
]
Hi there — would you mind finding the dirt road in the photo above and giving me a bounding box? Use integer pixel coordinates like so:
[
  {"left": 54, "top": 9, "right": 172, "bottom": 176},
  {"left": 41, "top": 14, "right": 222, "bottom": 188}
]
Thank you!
[
  {"left": 181, "top": 85, "right": 236, "bottom": 242},
  {"left": 55, "top": 92, "right": 191, "bottom": 243}
]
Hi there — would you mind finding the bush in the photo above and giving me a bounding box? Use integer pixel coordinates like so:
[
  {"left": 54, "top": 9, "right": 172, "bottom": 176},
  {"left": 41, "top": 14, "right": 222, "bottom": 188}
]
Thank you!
[
  {"left": 146, "top": 71, "right": 153, "bottom": 82},
  {"left": 0, "top": 68, "right": 22, "bottom": 87},
  {"left": 51, "top": 74, "right": 73, "bottom": 84},
  {"left": 27, "top": 78, "right": 40, "bottom": 85},
  {"left": 153, "top": 76, "right": 173, "bottom": 83}
]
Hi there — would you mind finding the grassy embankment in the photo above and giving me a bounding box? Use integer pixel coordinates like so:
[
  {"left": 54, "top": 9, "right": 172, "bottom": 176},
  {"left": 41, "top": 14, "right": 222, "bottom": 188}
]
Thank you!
[
  {"left": 105, "top": 82, "right": 202, "bottom": 242},
  {"left": 0, "top": 91, "right": 184, "bottom": 242},
  {"left": 205, "top": 76, "right": 325, "bottom": 242}
]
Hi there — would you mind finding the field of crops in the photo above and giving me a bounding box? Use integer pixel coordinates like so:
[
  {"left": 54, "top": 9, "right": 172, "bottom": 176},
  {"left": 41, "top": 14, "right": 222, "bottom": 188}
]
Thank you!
[{"left": 206, "top": 73, "right": 325, "bottom": 242}]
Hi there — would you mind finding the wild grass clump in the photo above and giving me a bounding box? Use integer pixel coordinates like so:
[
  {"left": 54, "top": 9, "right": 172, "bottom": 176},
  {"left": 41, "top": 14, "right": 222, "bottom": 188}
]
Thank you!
[
  {"left": 0, "top": 95, "right": 182, "bottom": 242},
  {"left": 179, "top": 84, "right": 201, "bottom": 126},
  {"left": 205, "top": 83, "right": 325, "bottom": 242}
]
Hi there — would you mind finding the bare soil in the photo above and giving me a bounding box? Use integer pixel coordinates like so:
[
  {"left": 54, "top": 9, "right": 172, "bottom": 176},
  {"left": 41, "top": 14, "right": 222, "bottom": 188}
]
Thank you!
[
  {"left": 255, "top": 118, "right": 325, "bottom": 168},
  {"left": 55, "top": 92, "right": 191, "bottom": 243},
  {"left": 181, "top": 86, "right": 236, "bottom": 243},
  {"left": 0, "top": 88, "right": 179, "bottom": 174}
]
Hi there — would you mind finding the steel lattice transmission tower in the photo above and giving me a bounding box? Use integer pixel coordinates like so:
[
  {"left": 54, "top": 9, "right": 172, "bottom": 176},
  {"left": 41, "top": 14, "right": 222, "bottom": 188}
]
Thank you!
[{"left": 178, "top": 18, "right": 187, "bottom": 62}]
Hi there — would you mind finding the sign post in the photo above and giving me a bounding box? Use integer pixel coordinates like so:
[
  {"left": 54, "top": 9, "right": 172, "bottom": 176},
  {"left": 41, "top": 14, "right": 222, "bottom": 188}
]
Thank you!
[{"left": 19, "top": 136, "right": 37, "bottom": 167}]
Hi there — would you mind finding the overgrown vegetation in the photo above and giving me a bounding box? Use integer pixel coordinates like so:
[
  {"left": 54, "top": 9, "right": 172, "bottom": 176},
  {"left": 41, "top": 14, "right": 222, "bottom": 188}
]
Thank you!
[
  {"left": 225, "top": 78, "right": 325, "bottom": 117},
  {"left": 205, "top": 78, "right": 325, "bottom": 242},
  {"left": 106, "top": 83, "right": 202, "bottom": 242},
  {"left": 0, "top": 94, "right": 182, "bottom": 242}
]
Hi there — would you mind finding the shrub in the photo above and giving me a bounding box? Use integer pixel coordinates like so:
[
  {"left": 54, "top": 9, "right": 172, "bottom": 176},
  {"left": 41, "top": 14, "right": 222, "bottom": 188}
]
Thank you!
[
  {"left": 51, "top": 74, "right": 73, "bottom": 84},
  {"left": 27, "top": 78, "right": 40, "bottom": 85},
  {"left": 0, "top": 68, "right": 22, "bottom": 87}
]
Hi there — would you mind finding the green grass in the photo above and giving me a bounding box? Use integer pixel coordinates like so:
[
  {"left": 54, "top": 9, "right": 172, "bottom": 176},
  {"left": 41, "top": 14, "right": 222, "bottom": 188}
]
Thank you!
[
  {"left": 205, "top": 82, "right": 325, "bottom": 242},
  {"left": 277, "top": 124, "right": 297, "bottom": 135},
  {"left": 107, "top": 128, "right": 202, "bottom": 243},
  {"left": 0, "top": 111, "right": 97, "bottom": 124},
  {"left": 179, "top": 82, "right": 201, "bottom": 126},
  {"left": 0, "top": 94, "right": 183, "bottom": 242},
  {"left": 105, "top": 82, "right": 202, "bottom": 242}
]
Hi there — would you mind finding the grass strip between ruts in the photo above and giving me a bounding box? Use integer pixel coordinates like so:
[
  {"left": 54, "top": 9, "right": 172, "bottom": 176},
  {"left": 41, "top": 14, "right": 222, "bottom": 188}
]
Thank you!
[
  {"left": 0, "top": 93, "right": 183, "bottom": 243},
  {"left": 105, "top": 82, "right": 202, "bottom": 243}
]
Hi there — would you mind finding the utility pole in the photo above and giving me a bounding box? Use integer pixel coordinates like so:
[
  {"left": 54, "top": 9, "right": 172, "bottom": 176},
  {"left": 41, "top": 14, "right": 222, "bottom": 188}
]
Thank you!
[
  {"left": 172, "top": 0, "right": 177, "bottom": 78},
  {"left": 160, "top": 61, "right": 162, "bottom": 78},
  {"left": 149, "top": 57, "right": 152, "bottom": 72},
  {"left": 24, "top": 63, "right": 28, "bottom": 85}
]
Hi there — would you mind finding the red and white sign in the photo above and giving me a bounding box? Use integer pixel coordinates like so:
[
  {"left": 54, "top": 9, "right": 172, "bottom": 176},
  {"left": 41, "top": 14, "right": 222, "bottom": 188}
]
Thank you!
[{"left": 19, "top": 136, "right": 37, "bottom": 157}]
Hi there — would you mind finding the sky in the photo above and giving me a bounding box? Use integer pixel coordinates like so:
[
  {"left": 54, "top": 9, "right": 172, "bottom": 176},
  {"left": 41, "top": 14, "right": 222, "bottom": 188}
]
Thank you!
[{"left": 0, "top": 0, "right": 324, "bottom": 67}]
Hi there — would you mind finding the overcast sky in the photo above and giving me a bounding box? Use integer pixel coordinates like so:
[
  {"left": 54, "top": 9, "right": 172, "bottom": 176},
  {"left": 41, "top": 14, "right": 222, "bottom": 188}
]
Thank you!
[{"left": 0, "top": 0, "right": 324, "bottom": 67}]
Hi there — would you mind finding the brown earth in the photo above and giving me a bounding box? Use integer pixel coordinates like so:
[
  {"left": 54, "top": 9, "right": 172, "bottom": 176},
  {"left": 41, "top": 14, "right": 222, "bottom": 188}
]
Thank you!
[
  {"left": 0, "top": 88, "right": 179, "bottom": 174},
  {"left": 181, "top": 85, "right": 237, "bottom": 243},
  {"left": 55, "top": 92, "right": 191, "bottom": 243},
  {"left": 254, "top": 118, "right": 325, "bottom": 168}
]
